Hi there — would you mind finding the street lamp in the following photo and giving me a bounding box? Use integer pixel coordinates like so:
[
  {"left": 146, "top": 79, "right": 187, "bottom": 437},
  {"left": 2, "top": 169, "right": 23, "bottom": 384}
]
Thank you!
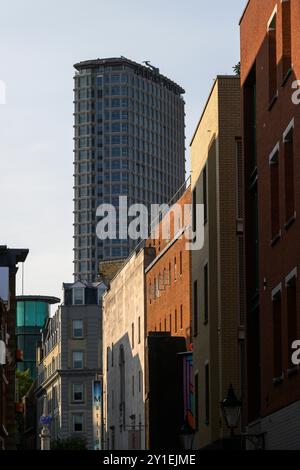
[
  {"left": 220, "top": 385, "right": 266, "bottom": 450},
  {"left": 220, "top": 385, "right": 242, "bottom": 437},
  {"left": 39, "top": 395, "right": 52, "bottom": 450}
]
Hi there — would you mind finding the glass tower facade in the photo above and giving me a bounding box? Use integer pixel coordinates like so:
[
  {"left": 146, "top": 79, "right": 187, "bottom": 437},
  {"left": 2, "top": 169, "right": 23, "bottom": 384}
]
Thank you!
[
  {"left": 73, "top": 57, "right": 186, "bottom": 282},
  {"left": 16, "top": 296, "right": 60, "bottom": 378}
]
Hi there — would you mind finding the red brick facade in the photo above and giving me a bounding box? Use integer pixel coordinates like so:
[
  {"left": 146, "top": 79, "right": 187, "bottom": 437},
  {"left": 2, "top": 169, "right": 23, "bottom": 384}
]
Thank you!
[
  {"left": 241, "top": 0, "right": 300, "bottom": 423},
  {"left": 145, "top": 187, "right": 192, "bottom": 348},
  {"left": 0, "top": 247, "right": 28, "bottom": 449}
]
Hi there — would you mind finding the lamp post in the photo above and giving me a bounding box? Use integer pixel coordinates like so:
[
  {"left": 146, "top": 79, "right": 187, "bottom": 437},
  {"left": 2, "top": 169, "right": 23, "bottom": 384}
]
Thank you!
[
  {"left": 220, "top": 385, "right": 266, "bottom": 450},
  {"left": 220, "top": 384, "right": 242, "bottom": 438},
  {"left": 40, "top": 395, "right": 52, "bottom": 450}
]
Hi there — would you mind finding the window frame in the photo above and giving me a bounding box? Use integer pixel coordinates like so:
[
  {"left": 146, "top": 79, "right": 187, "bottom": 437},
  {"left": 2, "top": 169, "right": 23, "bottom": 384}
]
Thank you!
[
  {"left": 72, "top": 413, "right": 84, "bottom": 433},
  {"left": 73, "top": 287, "right": 85, "bottom": 306},
  {"left": 72, "top": 319, "right": 84, "bottom": 339},
  {"left": 72, "top": 351, "right": 84, "bottom": 370},
  {"left": 72, "top": 383, "right": 84, "bottom": 403}
]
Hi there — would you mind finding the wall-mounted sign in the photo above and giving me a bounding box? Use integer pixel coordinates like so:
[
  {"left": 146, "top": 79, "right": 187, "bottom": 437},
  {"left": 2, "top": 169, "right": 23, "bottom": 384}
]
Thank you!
[
  {"left": 0, "top": 340, "right": 6, "bottom": 365},
  {"left": 93, "top": 380, "right": 102, "bottom": 450}
]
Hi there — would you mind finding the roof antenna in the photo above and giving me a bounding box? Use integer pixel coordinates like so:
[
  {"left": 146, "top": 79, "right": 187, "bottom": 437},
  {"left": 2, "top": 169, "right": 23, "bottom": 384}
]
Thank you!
[{"left": 143, "top": 61, "right": 160, "bottom": 75}]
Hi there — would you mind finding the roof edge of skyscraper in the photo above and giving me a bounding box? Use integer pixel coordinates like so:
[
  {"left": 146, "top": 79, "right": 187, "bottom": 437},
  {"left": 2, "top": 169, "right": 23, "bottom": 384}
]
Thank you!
[{"left": 73, "top": 56, "right": 185, "bottom": 95}]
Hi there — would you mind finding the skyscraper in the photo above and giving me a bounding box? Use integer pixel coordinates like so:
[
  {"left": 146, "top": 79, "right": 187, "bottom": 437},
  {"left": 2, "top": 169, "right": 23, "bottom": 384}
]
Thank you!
[{"left": 73, "top": 57, "right": 185, "bottom": 282}]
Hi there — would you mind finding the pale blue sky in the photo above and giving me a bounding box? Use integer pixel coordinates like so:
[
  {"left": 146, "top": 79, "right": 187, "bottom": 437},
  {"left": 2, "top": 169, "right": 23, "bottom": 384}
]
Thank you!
[{"left": 0, "top": 0, "right": 244, "bottom": 301}]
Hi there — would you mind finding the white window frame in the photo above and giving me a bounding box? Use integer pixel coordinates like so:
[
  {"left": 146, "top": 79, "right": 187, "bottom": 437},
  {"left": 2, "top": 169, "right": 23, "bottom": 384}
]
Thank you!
[
  {"left": 72, "top": 413, "right": 84, "bottom": 433},
  {"left": 72, "top": 383, "right": 84, "bottom": 402},
  {"left": 72, "top": 351, "right": 84, "bottom": 369},
  {"left": 72, "top": 319, "right": 84, "bottom": 339},
  {"left": 73, "top": 287, "right": 85, "bottom": 306}
]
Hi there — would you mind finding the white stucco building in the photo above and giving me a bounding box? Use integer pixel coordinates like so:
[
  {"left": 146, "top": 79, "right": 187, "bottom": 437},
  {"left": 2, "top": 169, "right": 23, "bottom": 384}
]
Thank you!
[{"left": 103, "top": 247, "right": 154, "bottom": 450}]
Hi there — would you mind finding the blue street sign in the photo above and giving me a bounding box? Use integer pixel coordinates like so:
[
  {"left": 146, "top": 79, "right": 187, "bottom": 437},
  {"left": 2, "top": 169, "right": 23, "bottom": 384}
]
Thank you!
[{"left": 40, "top": 415, "right": 52, "bottom": 426}]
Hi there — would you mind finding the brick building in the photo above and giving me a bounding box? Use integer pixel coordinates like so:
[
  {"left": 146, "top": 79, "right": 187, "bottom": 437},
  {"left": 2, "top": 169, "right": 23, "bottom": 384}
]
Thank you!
[
  {"left": 144, "top": 183, "right": 193, "bottom": 449},
  {"left": 0, "top": 246, "right": 28, "bottom": 450},
  {"left": 190, "top": 76, "right": 244, "bottom": 449},
  {"left": 145, "top": 183, "right": 192, "bottom": 348},
  {"left": 240, "top": 0, "right": 300, "bottom": 449}
]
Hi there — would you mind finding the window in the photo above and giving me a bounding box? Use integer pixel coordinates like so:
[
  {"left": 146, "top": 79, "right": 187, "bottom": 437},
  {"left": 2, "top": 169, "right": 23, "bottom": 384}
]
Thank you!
[
  {"left": 72, "top": 320, "right": 83, "bottom": 338},
  {"left": 203, "top": 166, "right": 208, "bottom": 223},
  {"left": 179, "top": 251, "right": 183, "bottom": 276},
  {"left": 72, "top": 351, "right": 83, "bottom": 369},
  {"left": 16, "top": 301, "right": 48, "bottom": 328},
  {"left": 112, "top": 172, "right": 120, "bottom": 181},
  {"left": 111, "top": 86, "right": 120, "bottom": 95},
  {"left": 193, "top": 281, "right": 198, "bottom": 337},
  {"left": 96, "top": 76, "right": 103, "bottom": 87},
  {"left": 174, "top": 257, "right": 177, "bottom": 281},
  {"left": 138, "top": 317, "right": 141, "bottom": 344},
  {"left": 111, "top": 74, "right": 120, "bottom": 83},
  {"left": 119, "top": 346, "right": 125, "bottom": 427},
  {"left": 192, "top": 189, "right": 197, "bottom": 240},
  {"left": 73, "top": 414, "right": 83, "bottom": 432},
  {"left": 286, "top": 273, "right": 297, "bottom": 368},
  {"left": 169, "top": 314, "right": 172, "bottom": 333},
  {"left": 272, "top": 287, "right": 282, "bottom": 379},
  {"left": 175, "top": 309, "right": 178, "bottom": 333},
  {"left": 180, "top": 305, "right": 183, "bottom": 330},
  {"left": 52, "top": 385, "right": 57, "bottom": 410},
  {"left": 204, "top": 264, "right": 209, "bottom": 324},
  {"left": 282, "top": 0, "right": 292, "bottom": 79},
  {"left": 205, "top": 364, "right": 210, "bottom": 425},
  {"left": 283, "top": 122, "right": 295, "bottom": 223},
  {"left": 112, "top": 98, "right": 120, "bottom": 107},
  {"left": 132, "top": 375, "right": 135, "bottom": 397},
  {"left": 131, "top": 323, "right": 134, "bottom": 349},
  {"left": 236, "top": 138, "right": 244, "bottom": 219},
  {"left": 73, "top": 384, "right": 84, "bottom": 402},
  {"left": 268, "top": 11, "right": 277, "bottom": 102},
  {"left": 73, "top": 287, "right": 85, "bottom": 305},
  {"left": 270, "top": 145, "right": 280, "bottom": 240}
]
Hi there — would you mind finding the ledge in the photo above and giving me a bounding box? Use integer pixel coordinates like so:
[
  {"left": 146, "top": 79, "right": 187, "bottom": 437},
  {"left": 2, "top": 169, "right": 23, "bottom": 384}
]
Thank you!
[
  {"left": 272, "top": 375, "right": 284, "bottom": 386},
  {"left": 287, "top": 366, "right": 298, "bottom": 377},
  {"left": 285, "top": 213, "right": 296, "bottom": 230},
  {"left": 281, "top": 68, "right": 293, "bottom": 88},
  {"left": 268, "top": 93, "right": 278, "bottom": 112},
  {"left": 271, "top": 231, "right": 281, "bottom": 247}
]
